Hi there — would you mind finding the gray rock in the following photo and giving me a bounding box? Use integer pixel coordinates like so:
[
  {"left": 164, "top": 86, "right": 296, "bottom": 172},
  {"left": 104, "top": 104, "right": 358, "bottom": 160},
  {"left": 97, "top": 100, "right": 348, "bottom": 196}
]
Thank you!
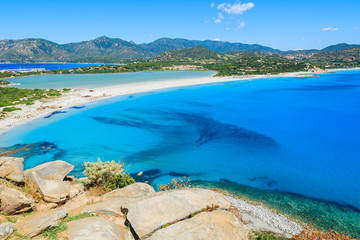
[
  {"left": 0, "top": 222, "right": 14, "bottom": 239},
  {"left": 32, "top": 172, "right": 70, "bottom": 203},
  {"left": 82, "top": 197, "right": 132, "bottom": 216},
  {"left": 0, "top": 157, "right": 24, "bottom": 183},
  {"left": 70, "top": 183, "right": 85, "bottom": 199},
  {"left": 102, "top": 183, "right": 155, "bottom": 200},
  {"left": 63, "top": 217, "right": 130, "bottom": 240},
  {"left": 148, "top": 209, "right": 249, "bottom": 240},
  {"left": 24, "top": 160, "right": 74, "bottom": 183},
  {"left": 15, "top": 207, "right": 68, "bottom": 237},
  {"left": 0, "top": 187, "right": 34, "bottom": 214},
  {"left": 126, "top": 188, "right": 231, "bottom": 239}
]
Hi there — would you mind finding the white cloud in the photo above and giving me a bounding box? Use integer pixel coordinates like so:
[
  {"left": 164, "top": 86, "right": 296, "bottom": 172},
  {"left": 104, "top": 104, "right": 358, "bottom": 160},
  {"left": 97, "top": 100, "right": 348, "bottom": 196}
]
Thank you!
[
  {"left": 217, "top": 1, "right": 254, "bottom": 15},
  {"left": 214, "top": 38, "right": 221, "bottom": 41},
  {"left": 211, "top": 3, "right": 215, "bottom": 8},
  {"left": 217, "top": 12, "right": 224, "bottom": 19},
  {"left": 215, "top": 19, "right": 222, "bottom": 24},
  {"left": 355, "top": 27, "right": 359, "bottom": 30},
  {"left": 237, "top": 22, "right": 246, "bottom": 30},
  {"left": 318, "top": 40, "right": 322, "bottom": 43},
  {"left": 322, "top": 27, "right": 339, "bottom": 32},
  {"left": 150, "top": 34, "right": 154, "bottom": 38},
  {"left": 226, "top": 27, "right": 231, "bottom": 30}
]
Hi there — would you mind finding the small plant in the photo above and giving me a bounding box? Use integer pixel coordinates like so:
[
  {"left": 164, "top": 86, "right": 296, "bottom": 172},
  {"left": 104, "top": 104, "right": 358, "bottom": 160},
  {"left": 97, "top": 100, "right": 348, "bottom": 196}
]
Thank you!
[
  {"left": 230, "top": 207, "right": 246, "bottom": 224},
  {"left": 42, "top": 212, "right": 95, "bottom": 240},
  {"left": 159, "top": 176, "right": 191, "bottom": 191},
  {"left": 253, "top": 231, "right": 289, "bottom": 240},
  {"left": 5, "top": 217, "right": 17, "bottom": 223},
  {"left": 83, "top": 158, "right": 135, "bottom": 191}
]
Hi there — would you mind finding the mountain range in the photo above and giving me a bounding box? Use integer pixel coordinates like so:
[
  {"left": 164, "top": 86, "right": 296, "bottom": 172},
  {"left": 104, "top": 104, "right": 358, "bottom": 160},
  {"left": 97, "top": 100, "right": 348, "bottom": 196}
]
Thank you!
[{"left": 0, "top": 36, "right": 359, "bottom": 63}]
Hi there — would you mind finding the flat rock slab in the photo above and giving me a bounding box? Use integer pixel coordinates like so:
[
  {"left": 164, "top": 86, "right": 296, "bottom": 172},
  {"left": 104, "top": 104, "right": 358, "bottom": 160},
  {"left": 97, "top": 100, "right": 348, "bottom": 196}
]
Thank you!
[
  {"left": 0, "top": 157, "right": 24, "bottom": 183},
  {"left": 82, "top": 197, "right": 133, "bottom": 216},
  {"left": 0, "top": 186, "right": 34, "bottom": 214},
  {"left": 24, "top": 160, "right": 74, "bottom": 182},
  {"left": 126, "top": 188, "right": 231, "bottom": 239},
  {"left": 15, "top": 207, "right": 68, "bottom": 237},
  {"left": 149, "top": 209, "right": 249, "bottom": 240},
  {"left": 63, "top": 217, "right": 130, "bottom": 240},
  {"left": 102, "top": 183, "right": 155, "bottom": 200},
  {"left": 0, "top": 222, "right": 14, "bottom": 239}
]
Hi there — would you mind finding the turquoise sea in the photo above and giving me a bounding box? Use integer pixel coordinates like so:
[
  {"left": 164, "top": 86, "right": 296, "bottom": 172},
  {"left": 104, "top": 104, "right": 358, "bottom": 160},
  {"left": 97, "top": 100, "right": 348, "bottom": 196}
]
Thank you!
[{"left": 1, "top": 70, "right": 360, "bottom": 236}]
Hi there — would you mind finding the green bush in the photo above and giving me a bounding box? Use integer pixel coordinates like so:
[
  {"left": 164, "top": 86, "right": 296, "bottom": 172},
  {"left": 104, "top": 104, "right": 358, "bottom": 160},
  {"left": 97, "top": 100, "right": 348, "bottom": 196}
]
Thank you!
[
  {"left": 83, "top": 158, "right": 135, "bottom": 191},
  {"left": 2, "top": 107, "right": 22, "bottom": 112}
]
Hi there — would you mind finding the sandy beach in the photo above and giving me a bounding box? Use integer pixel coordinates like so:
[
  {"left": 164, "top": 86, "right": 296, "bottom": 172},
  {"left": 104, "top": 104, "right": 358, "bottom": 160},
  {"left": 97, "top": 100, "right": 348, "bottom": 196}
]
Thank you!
[{"left": 0, "top": 72, "right": 310, "bottom": 135}]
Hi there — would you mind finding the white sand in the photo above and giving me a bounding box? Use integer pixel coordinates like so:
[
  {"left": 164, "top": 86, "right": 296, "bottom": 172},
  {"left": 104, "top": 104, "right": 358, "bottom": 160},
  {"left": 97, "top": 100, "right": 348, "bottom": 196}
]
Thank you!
[
  {"left": 0, "top": 71, "right": 328, "bottom": 135},
  {"left": 225, "top": 195, "right": 303, "bottom": 236}
]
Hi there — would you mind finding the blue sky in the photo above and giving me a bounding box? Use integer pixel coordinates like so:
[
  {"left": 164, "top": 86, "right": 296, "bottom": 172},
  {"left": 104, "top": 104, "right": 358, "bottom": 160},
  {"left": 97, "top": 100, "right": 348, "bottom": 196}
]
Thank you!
[{"left": 1, "top": 0, "right": 359, "bottom": 50}]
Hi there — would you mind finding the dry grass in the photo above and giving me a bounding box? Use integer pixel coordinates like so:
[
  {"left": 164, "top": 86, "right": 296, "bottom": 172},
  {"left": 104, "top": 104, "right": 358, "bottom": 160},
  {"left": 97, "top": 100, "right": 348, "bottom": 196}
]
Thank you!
[{"left": 292, "top": 226, "right": 355, "bottom": 240}]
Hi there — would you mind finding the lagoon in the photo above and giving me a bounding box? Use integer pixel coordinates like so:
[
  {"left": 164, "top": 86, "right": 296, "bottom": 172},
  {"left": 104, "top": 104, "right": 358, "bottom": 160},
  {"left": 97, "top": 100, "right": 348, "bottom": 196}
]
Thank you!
[{"left": 7, "top": 71, "right": 215, "bottom": 89}]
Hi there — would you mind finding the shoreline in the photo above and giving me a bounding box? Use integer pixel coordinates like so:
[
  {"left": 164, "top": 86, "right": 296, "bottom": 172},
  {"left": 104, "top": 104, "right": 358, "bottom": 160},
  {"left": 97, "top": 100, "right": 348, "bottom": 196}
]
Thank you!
[{"left": 0, "top": 71, "right": 309, "bottom": 135}]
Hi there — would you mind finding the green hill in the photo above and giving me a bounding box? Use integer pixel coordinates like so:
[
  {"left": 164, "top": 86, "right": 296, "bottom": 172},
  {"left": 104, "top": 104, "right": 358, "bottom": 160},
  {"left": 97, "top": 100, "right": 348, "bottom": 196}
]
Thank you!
[
  {"left": 321, "top": 43, "right": 360, "bottom": 51},
  {"left": 154, "top": 45, "right": 223, "bottom": 61}
]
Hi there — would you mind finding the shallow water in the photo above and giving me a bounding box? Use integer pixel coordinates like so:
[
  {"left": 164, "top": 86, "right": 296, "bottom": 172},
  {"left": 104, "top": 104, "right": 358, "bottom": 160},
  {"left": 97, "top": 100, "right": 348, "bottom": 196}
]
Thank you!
[
  {"left": 1, "top": 70, "right": 360, "bottom": 235},
  {"left": 7, "top": 71, "right": 215, "bottom": 89}
]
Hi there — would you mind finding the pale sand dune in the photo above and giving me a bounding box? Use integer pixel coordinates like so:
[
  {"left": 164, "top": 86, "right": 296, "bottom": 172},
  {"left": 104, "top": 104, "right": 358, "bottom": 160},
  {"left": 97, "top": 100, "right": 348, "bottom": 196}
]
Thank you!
[{"left": 0, "top": 72, "right": 309, "bottom": 135}]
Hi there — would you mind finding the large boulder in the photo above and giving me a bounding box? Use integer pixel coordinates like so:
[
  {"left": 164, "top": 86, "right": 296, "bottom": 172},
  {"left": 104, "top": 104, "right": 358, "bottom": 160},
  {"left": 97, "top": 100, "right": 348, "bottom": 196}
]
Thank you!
[
  {"left": 32, "top": 172, "right": 71, "bottom": 203},
  {"left": 102, "top": 183, "right": 155, "bottom": 200},
  {"left": 62, "top": 217, "right": 131, "bottom": 240},
  {"left": 125, "top": 188, "right": 231, "bottom": 239},
  {"left": 0, "top": 222, "right": 14, "bottom": 239},
  {"left": 24, "top": 160, "right": 74, "bottom": 184},
  {"left": 0, "top": 187, "right": 34, "bottom": 214},
  {"left": 148, "top": 209, "right": 249, "bottom": 240},
  {"left": 0, "top": 157, "right": 24, "bottom": 183},
  {"left": 15, "top": 207, "right": 68, "bottom": 237}
]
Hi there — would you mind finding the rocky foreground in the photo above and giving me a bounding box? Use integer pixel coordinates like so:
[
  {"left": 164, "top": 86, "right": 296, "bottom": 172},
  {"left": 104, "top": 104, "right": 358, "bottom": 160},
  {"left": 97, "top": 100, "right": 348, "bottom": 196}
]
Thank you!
[{"left": 0, "top": 157, "right": 302, "bottom": 239}]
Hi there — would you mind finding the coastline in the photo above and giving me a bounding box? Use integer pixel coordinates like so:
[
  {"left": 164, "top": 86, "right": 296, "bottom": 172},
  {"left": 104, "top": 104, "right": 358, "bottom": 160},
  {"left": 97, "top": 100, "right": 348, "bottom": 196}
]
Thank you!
[
  {"left": 0, "top": 71, "right": 307, "bottom": 135},
  {"left": 2, "top": 67, "right": 360, "bottom": 135}
]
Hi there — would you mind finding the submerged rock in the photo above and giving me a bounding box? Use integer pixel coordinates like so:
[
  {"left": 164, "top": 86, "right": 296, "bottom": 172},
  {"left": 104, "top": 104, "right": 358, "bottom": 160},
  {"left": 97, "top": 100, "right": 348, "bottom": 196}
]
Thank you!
[
  {"left": 0, "top": 222, "right": 14, "bottom": 239},
  {"left": 15, "top": 207, "right": 68, "bottom": 237},
  {"left": 148, "top": 209, "right": 249, "bottom": 240},
  {"left": 0, "top": 157, "right": 24, "bottom": 183},
  {"left": 0, "top": 186, "right": 34, "bottom": 214},
  {"left": 125, "top": 188, "right": 231, "bottom": 239},
  {"left": 62, "top": 217, "right": 130, "bottom": 240}
]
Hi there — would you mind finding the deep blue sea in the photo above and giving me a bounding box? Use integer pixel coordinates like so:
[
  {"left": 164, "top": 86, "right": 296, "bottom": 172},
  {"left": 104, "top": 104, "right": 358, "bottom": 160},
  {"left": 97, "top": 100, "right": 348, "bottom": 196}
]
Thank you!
[
  {"left": 0, "top": 63, "right": 100, "bottom": 71},
  {"left": 1, "top": 70, "right": 360, "bottom": 231}
]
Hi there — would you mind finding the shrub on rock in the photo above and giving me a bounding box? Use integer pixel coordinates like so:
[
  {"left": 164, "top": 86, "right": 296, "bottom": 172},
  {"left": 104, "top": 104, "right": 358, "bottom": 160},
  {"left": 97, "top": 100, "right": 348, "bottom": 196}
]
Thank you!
[{"left": 83, "top": 158, "right": 135, "bottom": 191}]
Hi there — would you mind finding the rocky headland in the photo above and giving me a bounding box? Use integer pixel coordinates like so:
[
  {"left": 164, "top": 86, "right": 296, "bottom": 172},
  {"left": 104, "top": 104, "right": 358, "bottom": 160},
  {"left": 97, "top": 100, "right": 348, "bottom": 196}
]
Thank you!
[{"left": 0, "top": 157, "right": 304, "bottom": 240}]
